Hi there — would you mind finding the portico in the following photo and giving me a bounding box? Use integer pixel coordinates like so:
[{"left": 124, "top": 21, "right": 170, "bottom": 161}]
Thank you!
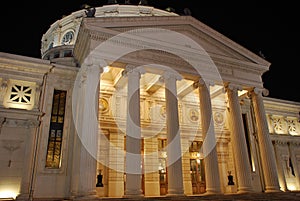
[
  {"left": 67, "top": 12, "right": 283, "bottom": 198},
  {"left": 2, "top": 4, "right": 299, "bottom": 201}
]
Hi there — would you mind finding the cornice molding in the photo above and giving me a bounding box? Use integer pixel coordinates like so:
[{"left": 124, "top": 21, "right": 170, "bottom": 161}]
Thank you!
[{"left": 82, "top": 15, "right": 270, "bottom": 66}]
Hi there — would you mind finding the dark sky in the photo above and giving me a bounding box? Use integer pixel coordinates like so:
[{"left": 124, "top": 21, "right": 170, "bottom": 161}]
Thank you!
[{"left": 1, "top": 1, "right": 299, "bottom": 102}]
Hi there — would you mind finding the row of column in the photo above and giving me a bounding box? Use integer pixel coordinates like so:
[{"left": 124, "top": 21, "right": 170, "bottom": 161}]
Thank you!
[{"left": 72, "top": 64, "right": 281, "bottom": 199}]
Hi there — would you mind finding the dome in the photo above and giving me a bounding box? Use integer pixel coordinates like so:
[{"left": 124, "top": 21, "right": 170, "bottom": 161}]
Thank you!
[{"left": 41, "top": 4, "right": 178, "bottom": 62}]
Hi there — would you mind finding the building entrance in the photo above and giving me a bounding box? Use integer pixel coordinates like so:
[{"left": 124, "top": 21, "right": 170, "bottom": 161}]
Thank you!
[
  {"left": 190, "top": 158, "right": 206, "bottom": 194},
  {"left": 190, "top": 141, "right": 206, "bottom": 194}
]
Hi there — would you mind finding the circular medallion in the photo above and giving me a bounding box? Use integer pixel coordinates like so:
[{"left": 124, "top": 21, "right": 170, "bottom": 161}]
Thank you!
[
  {"left": 213, "top": 111, "right": 224, "bottom": 125},
  {"left": 99, "top": 98, "right": 109, "bottom": 113},
  {"left": 189, "top": 108, "right": 199, "bottom": 122},
  {"left": 160, "top": 105, "right": 166, "bottom": 119}
]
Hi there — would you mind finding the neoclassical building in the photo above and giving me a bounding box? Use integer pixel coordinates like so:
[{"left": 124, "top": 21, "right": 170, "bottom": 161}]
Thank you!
[{"left": 0, "top": 4, "right": 299, "bottom": 200}]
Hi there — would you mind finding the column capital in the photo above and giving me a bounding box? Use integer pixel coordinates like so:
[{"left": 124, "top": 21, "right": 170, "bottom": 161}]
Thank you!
[
  {"left": 251, "top": 88, "right": 269, "bottom": 96},
  {"left": 159, "top": 71, "right": 182, "bottom": 83},
  {"left": 122, "top": 65, "right": 145, "bottom": 78},
  {"left": 225, "top": 83, "right": 243, "bottom": 92},
  {"left": 193, "top": 78, "right": 215, "bottom": 89},
  {"left": 85, "top": 57, "right": 107, "bottom": 72}
]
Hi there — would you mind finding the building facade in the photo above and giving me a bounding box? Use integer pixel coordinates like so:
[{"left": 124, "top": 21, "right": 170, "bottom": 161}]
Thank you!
[{"left": 0, "top": 4, "right": 299, "bottom": 200}]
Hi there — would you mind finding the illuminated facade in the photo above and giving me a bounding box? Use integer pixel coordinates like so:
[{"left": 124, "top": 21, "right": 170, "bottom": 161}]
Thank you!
[{"left": 0, "top": 4, "right": 299, "bottom": 200}]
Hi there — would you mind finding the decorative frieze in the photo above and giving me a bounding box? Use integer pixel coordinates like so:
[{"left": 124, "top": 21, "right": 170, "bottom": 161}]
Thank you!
[{"left": 268, "top": 115, "right": 299, "bottom": 135}]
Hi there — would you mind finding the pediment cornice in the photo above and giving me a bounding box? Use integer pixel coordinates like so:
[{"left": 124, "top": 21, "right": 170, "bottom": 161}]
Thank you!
[{"left": 80, "top": 16, "right": 270, "bottom": 67}]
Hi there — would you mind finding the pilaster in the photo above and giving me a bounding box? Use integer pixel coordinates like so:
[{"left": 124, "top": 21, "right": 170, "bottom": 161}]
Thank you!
[
  {"left": 143, "top": 137, "right": 160, "bottom": 197},
  {"left": 108, "top": 131, "right": 125, "bottom": 197},
  {"left": 181, "top": 138, "right": 193, "bottom": 195}
]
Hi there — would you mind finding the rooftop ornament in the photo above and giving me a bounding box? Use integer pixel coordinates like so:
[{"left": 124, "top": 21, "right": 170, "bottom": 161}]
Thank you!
[
  {"left": 81, "top": 4, "right": 96, "bottom": 17},
  {"left": 139, "top": 0, "right": 148, "bottom": 6}
]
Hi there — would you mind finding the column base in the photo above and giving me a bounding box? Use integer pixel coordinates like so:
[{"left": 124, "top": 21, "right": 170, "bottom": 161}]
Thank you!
[
  {"left": 237, "top": 187, "right": 253, "bottom": 194},
  {"left": 204, "top": 187, "right": 222, "bottom": 195},
  {"left": 265, "top": 189, "right": 281, "bottom": 193},
  {"left": 16, "top": 193, "right": 30, "bottom": 201},
  {"left": 226, "top": 185, "right": 237, "bottom": 194},
  {"left": 73, "top": 194, "right": 98, "bottom": 201},
  {"left": 166, "top": 189, "right": 185, "bottom": 197},
  {"left": 73, "top": 191, "right": 98, "bottom": 200},
  {"left": 124, "top": 189, "right": 143, "bottom": 198},
  {"left": 203, "top": 190, "right": 222, "bottom": 195}
]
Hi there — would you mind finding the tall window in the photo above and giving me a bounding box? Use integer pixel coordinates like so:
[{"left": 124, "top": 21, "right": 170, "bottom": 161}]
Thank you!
[{"left": 45, "top": 90, "right": 67, "bottom": 168}]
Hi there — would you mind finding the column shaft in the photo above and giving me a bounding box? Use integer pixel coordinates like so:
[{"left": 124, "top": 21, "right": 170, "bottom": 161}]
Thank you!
[
  {"left": 251, "top": 89, "right": 280, "bottom": 192},
  {"left": 70, "top": 63, "right": 103, "bottom": 199},
  {"left": 125, "top": 67, "right": 143, "bottom": 196},
  {"left": 164, "top": 73, "right": 184, "bottom": 195},
  {"left": 77, "top": 65, "right": 102, "bottom": 198},
  {"left": 227, "top": 84, "right": 253, "bottom": 193},
  {"left": 198, "top": 81, "right": 221, "bottom": 194}
]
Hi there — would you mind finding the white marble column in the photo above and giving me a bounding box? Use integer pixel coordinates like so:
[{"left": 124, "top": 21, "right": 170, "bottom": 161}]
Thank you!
[
  {"left": 250, "top": 88, "right": 280, "bottom": 192},
  {"left": 72, "top": 62, "right": 103, "bottom": 199},
  {"left": 162, "top": 72, "right": 184, "bottom": 196},
  {"left": 124, "top": 66, "right": 145, "bottom": 197},
  {"left": 273, "top": 140, "right": 288, "bottom": 191},
  {"left": 226, "top": 84, "right": 253, "bottom": 193},
  {"left": 196, "top": 79, "right": 221, "bottom": 194}
]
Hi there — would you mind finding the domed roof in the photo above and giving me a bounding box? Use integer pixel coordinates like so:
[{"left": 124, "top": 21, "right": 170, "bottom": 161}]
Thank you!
[{"left": 41, "top": 4, "right": 178, "bottom": 58}]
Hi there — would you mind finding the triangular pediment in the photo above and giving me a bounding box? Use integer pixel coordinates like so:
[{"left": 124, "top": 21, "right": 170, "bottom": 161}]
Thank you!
[
  {"left": 80, "top": 15, "right": 269, "bottom": 67},
  {"left": 75, "top": 15, "right": 270, "bottom": 88}
]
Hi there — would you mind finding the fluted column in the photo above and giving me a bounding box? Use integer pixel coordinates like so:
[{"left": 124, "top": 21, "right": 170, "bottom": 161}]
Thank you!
[
  {"left": 196, "top": 79, "right": 221, "bottom": 194},
  {"left": 162, "top": 72, "right": 184, "bottom": 196},
  {"left": 226, "top": 84, "right": 253, "bottom": 193},
  {"left": 70, "top": 61, "right": 103, "bottom": 199},
  {"left": 273, "top": 140, "right": 288, "bottom": 191},
  {"left": 124, "top": 66, "right": 145, "bottom": 197},
  {"left": 77, "top": 63, "right": 103, "bottom": 198},
  {"left": 250, "top": 88, "right": 280, "bottom": 192}
]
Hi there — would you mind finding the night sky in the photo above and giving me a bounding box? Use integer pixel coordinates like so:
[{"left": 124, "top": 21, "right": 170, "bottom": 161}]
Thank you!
[{"left": 1, "top": 1, "right": 299, "bottom": 102}]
